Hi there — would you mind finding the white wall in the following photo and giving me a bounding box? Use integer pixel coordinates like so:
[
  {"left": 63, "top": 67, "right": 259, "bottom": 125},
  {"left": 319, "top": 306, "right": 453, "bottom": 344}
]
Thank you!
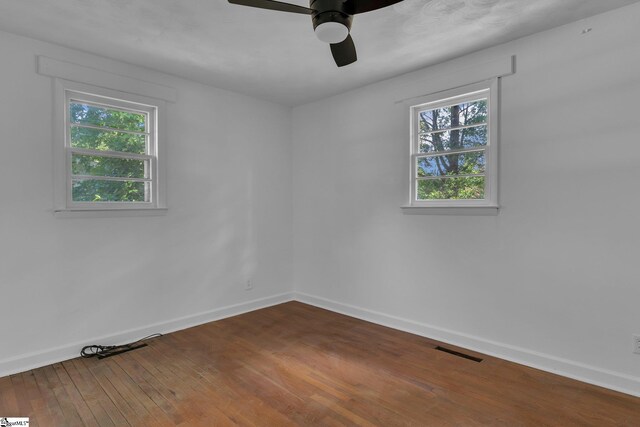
[
  {"left": 292, "top": 3, "right": 640, "bottom": 395},
  {"left": 0, "top": 31, "right": 293, "bottom": 373}
]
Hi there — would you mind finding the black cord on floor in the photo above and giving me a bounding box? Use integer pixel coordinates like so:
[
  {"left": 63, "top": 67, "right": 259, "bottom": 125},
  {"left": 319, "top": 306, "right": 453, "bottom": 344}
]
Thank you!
[{"left": 80, "top": 333, "right": 163, "bottom": 359}]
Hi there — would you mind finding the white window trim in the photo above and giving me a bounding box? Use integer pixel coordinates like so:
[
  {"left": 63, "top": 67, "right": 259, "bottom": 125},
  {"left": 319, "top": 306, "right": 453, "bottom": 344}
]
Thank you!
[
  {"left": 402, "top": 79, "right": 499, "bottom": 215},
  {"left": 53, "top": 79, "right": 167, "bottom": 217}
]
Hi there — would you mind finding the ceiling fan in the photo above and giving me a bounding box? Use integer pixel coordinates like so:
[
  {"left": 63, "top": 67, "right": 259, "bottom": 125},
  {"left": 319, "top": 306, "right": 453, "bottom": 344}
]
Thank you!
[{"left": 227, "top": 0, "right": 404, "bottom": 67}]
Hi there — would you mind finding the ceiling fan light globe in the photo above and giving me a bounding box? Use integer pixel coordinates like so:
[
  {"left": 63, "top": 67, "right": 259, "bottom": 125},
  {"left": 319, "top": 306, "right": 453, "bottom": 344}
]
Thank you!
[{"left": 314, "top": 21, "right": 349, "bottom": 44}]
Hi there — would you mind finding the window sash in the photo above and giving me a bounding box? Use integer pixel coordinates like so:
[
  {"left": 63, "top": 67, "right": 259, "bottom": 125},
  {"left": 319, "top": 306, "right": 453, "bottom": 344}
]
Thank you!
[
  {"left": 414, "top": 175, "right": 486, "bottom": 202},
  {"left": 70, "top": 147, "right": 152, "bottom": 161},
  {"left": 418, "top": 122, "right": 487, "bottom": 137},
  {"left": 65, "top": 89, "right": 157, "bottom": 207},
  {"left": 70, "top": 122, "right": 150, "bottom": 137},
  {"left": 414, "top": 148, "right": 486, "bottom": 182},
  {"left": 416, "top": 174, "right": 485, "bottom": 181},
  {"left": 414, "top": 146, "right": 485, "bottom": 158},
  {"left": 71, "top": 175, "right": 151, "bottom": 183},
  {"left": 409, "top": 80, "right": 498, "bottom": 207},
  {"left": 413, "top": 92, "right": 490, "bottom": 154},
  {"left": 68, "top": 97, "right": 150, "bottom": 131}
]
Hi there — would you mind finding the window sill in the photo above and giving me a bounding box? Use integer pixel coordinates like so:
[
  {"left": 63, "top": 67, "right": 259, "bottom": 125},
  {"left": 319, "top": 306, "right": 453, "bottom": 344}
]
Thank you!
[
  {"left": 54, "top": 208, "right": 168, "bottom": 219},
  {"left": 401, "top": 205, "right": 499, "bottom": 216}
]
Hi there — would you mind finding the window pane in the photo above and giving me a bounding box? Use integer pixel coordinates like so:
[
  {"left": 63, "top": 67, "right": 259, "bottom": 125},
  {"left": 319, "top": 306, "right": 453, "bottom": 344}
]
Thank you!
[
  {"left": 418, "top": 99, "right": 486, "bottom": 133},
  {"left": 417, "top": 151, "right": 485, "bottom": 177},
  {"left": 419, "top": 125, "right": 486, "bottom": 153},
  {"left": 72, "top": 179, "right": 148, "bottom": 202},
  {"left": 417, "top": 176, "right": 485, "bottom": 200},
  {"left": 69, "top": 102, "right": 146, "bottom": 132},
  {"left": 72, "top": 154, "right": 148, "bottom": 179},
  {"left": 71, "top": 125, "right": 146, "bottom": 154}
]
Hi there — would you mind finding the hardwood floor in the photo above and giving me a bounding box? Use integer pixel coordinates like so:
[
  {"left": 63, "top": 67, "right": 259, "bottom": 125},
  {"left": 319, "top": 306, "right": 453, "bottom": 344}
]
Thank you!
[{"left": 1, "top": 301, "right": 639, "bottom": 426}]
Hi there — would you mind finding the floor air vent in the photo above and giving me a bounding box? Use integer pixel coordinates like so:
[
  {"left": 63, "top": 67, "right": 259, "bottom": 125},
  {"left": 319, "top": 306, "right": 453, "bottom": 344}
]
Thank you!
[{"left": 435, "top": 346, "right": 483, "bottom": 363}]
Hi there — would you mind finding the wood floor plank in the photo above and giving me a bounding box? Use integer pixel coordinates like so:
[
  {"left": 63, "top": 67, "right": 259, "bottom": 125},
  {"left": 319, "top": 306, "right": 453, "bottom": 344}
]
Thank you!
[
  {"left": 60, "top": 359, "right": 116, "bottom": 427},
  {"left": 111, "top": 354, "right": 187, "bottom": 425},
  {"left": 70, "top": 357, "right": 129, "bottom": 426},
  {"left": 31, "top": 366, "right": 75, "bottom": 426},
  {"left": 42, "top": 364, "right": 85, "bottom": 427},
  {"left": 52, "top": 363, "right": 99, "bottom": 427},
  {"left": 2, "top": 301, "right": 640, "bottom": 426},
  {"left": 20, "top": 371, "right": 53, "bottom": 427},
  {"left": 9, "top": 374, "right": 34, "bottom": 421},
  {"left": 123, "top": 343, "right": 239, "bottom": 422},
  {"left": 81, "top": 357, "right": 143, "bottom": 426},
  {"left": 0, "top": 375, "right": 20, "bottom": 416},
  {"left": 138, "top": 335, "right": 292, "bottom": 426},
  {"left": 100, "top": 357, "right": 175, "bottom": 427}
]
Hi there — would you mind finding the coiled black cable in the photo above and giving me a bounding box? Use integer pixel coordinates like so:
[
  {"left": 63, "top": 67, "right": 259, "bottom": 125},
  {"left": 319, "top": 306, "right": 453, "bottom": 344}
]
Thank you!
[{"left": 80, "top": 333, "right": 163, "bottom": 359}]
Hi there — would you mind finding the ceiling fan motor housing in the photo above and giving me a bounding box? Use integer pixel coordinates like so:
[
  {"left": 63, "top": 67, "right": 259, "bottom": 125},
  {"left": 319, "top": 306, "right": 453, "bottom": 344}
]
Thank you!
[
  {"left": 311, "top": 0, "right": 353, "bottom": 32},
  {"left": 228, "top": 0, "right": 403, "bottom": 66}
]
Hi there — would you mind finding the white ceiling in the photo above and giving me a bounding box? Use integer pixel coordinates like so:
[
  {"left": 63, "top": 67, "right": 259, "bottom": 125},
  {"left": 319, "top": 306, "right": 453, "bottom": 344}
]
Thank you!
[{"left": 0, "top": 0, "right": 637, "bottom": 106}]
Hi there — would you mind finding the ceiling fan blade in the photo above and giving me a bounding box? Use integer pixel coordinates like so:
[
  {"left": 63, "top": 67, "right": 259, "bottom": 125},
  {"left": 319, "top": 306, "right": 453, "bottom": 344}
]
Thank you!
[
  {"left": 330, "top": 34, "right": 357, "bottom": 67},
  {"left": 228, "top": 0, "right": 313, "bottom": 15},
  {"left": 345, "top": 0, "right": 404, "bottom": 15}
]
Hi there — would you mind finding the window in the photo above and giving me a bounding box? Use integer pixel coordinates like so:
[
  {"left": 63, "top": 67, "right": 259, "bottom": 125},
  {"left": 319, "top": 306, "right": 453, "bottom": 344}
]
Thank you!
[
  {"left": 53, "top": 80, "right": 166, "bottom": 214},
  {"left": 407, "top": 79, "right": 498, "bottom": 211}
]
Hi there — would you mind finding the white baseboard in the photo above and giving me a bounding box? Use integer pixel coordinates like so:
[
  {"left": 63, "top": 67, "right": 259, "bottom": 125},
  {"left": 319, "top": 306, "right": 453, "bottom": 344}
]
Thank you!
[
  {"left": 294, "top": 291, "right": 640, "bottom": 398},
  {"left": 4, "top": 290, "right": 639, "bottom": 399},
  {"left": 0, "top": 292, "right": 294, "bottom": 378}
]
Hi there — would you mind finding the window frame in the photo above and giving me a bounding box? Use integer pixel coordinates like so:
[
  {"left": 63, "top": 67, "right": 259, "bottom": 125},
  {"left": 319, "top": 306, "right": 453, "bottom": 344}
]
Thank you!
[
  {"left": 406, "top": 79, "right": 499, "bottom": 211},
  {"left": 53, "top": 79, "right": 167, "bottom": 215}
]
